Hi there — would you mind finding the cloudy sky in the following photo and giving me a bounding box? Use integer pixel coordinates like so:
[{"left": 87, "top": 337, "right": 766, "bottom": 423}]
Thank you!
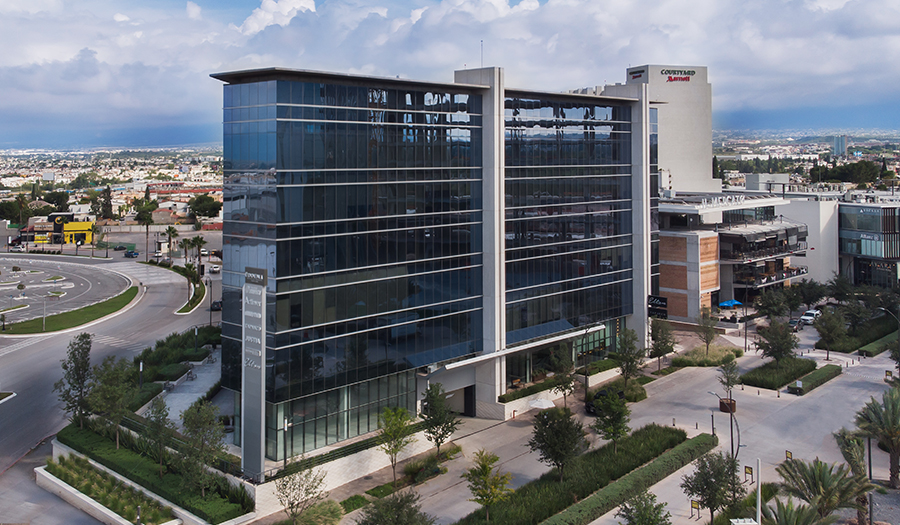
[{"left": 1, "top": 0, "right": 898, "bottom": 149}]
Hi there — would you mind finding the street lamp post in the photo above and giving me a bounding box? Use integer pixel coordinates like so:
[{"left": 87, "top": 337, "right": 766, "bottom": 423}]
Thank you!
[
  {"left": 878, "top": 307, "right": 900, "bottom": 359},
  {"left": 207, "top": 278, "right": 212, "bottom": 327},
  {"left": 105, "top": 228, "right": 109, "bottom": 258},
  {"left": 709, "top": 391, "right": 737, "bottom": 459}
]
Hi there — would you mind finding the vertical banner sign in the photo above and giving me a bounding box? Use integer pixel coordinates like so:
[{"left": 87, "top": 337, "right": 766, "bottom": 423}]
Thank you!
[{"left": 241, "top": 267, "right": 267, "bottom": 481}]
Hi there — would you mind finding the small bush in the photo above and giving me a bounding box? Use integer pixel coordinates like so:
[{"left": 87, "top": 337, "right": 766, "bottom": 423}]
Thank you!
[
  {"left": 157, "top": 363, "right": 189, "bottom": 381},
  {"left": 575, "top": 359, "right": 618, "bottom": 376},
  {"left": 635, "top": 376, "right": 655, "bottom": 385},
  {"left": 499, "top": 376, "right": 560, "bottom": 403},
  {"left": 597, "top": 378, "right": 647, "bottom": 403},
  {"left": 671, "top": 345, "right": 742, "bottom": 367},
  {"left": 740, "top": 357, "right": 817, "bottom": 390},
  {"left": 341, "top": 495, "right": 369, "bottom": 513},
  {"left": 128, "top": 382, "right": 164, "bottom": 412},
  {"left": 858, "top": 332, "right": 898, "bottom": 357},
  {"left": 787, "top": 364, "right": 842, "bottom": 395}
]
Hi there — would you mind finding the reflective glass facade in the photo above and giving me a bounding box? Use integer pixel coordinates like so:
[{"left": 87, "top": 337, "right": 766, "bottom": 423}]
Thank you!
[
  {"left": 503, "top": 95, "right": 634, "bottom": 346},
  {"left": 220, "top": 76, "right": 484, "bottom": 459}
]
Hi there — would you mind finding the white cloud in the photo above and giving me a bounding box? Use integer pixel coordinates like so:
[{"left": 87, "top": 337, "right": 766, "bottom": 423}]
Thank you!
[
  {"left": 235, "top": 0, "right": 316, "bottom": 36},
  {"left": 186, "top": 2, "right": 202, "bottom": 20},
  {"left": 113, "top": 13, "right": 130, "bottom": 22}
]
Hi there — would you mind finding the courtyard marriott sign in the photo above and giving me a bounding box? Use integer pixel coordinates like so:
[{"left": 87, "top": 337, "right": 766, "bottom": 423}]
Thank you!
[
  {"left": 661, "top": 69, "right": 696, "bottom": 82},
  {"left": 242, "top": 266, "right": 267, "bottom": 481}
]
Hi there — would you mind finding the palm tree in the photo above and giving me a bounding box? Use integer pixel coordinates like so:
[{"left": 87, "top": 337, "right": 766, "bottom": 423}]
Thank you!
[
  {"left": 165, "top": 226, "right": 178, "bottom": 258},
  {"left": 193, "top": 235, "right": 207, "bottom": 263},
  {"left": 15, "top": 194, "right": 28, "bottom": 226},
  {"left": 136, "top": 206, "right": 154, "bottom": 262},
  {"left": 834, "top": 428, "right": 871, "bottom": 525},
  {"left": 855, "top": 386, "right": 900, "bottom": 488},
  {"left": 761, "top": 498, "right": 836, "bottom": 525},
  {"left": 776, "top": 458, "right": 873, "bottom": 519},
  {"left": 178, "top": 238, "right": 191, "bottom": 266}
]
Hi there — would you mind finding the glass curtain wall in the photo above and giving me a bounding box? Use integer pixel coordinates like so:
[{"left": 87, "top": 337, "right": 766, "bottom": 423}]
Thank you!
[
  {"left": 222, "top": 77, "right": 485, "bottom": 459},
  {"left": 503, "top": 95, "right": 634, "bottom": 349}
]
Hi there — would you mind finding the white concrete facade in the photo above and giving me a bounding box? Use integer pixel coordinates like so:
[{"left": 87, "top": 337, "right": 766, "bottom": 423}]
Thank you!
[{"left": 775, "top": 198, "right": 840, "bottom": 284}]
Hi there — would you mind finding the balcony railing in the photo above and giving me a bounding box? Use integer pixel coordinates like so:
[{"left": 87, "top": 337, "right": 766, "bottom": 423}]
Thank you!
[
  {"left": 733, "top": 266, "right": 809, "bottom": 288},
  {"left": 721, "top": 242, "right": 808, "bottom": 263}
]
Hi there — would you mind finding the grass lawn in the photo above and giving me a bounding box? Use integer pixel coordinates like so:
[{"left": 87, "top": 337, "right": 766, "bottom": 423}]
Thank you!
[
  {"left": 177, "top": 281, "right": 205, "bottom": 313},
  {"left": 651, "top": 365, "right": 681, "bottom": 376},
  {"left": 4, "top": 287, "right": 138, "bottom": 334},
  {"left": 0, "top": 392, "right": 11, "bottom": 401}
]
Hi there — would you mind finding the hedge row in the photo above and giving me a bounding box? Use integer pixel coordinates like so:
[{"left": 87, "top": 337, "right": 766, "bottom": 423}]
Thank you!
[
  {"left": 455, "top": 424, "right": 687, "bottom": 525},
  {"left": 575, "top": 359, "right": 618, "bottom": 377},
  {"left": 858, "top": 332, "right": 898, "bottom": 357},
  {"left": 57, "top": 424, "right": 252, "bottom": 524},
  {"left": 671, "top": 348, "right": 742, "bottom": 368},
  {"left": 740, "top": 357, "right": 817, "bottom": 390},
  {"left": 498, "top": 376, "right": 561, "bottom": 403},
  {"left": 815, "top": 315, "right": 895, "bottom": 353},
  {"left": 540, "top": 433, "right": 719, "bottom": 525},
  {"left": 787, "top": 364, "right": 842, "bottom": 395}
]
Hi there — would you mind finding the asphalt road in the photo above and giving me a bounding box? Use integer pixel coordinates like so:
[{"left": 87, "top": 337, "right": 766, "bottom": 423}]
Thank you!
[{"left": 0, "top": 255, "right": 221, "bottom": 475}]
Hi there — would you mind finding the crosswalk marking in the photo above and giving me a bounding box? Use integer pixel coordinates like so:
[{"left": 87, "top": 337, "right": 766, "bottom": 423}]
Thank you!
[
  {"left": 0, "top": 335, "right": 53, "bottom": 358},
  {"left": 91, "top": 333, "right": 151, "bottom": 353}
]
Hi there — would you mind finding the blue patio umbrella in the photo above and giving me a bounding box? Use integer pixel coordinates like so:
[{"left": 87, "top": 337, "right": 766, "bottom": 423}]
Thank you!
[{"left": 719, "top": 299, "right": 742, "bottom": 308}]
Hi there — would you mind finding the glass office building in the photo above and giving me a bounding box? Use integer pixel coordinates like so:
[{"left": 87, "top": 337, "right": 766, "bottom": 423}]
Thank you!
[{"left": 214, "top": 67, "right": 651, "bottom": 473}]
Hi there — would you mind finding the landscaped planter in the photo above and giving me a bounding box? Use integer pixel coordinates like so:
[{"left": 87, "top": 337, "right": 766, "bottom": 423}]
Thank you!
[{"left": 719, "top": 398, "right": 736, "bottom": 413}]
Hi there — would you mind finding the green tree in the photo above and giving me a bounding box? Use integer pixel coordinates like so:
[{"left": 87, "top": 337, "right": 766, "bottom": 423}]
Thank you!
[
  {"left": 813, "top": 310, "right": 846, "bottom": 362},
  {"left": 616, "top": 328, "right": 645, "bottom": 386},
  {"left": 378, "top": 407, "right": 416, "bottom": 485},
  {"left": 134, "top": 199, "right": 156, "bottom": 262},
  {"left": 680, "top": 451, "right": 746, "bottom": 525},
  {"left": 755, "top": 321, "right": 799, "bottom": 362},
  {"left": 839, "top": 301, "right": 870, "bottom": 338},
  {"left": 355, "top": 490, "right": 435, "bottom": 525},
  {"left": 100, "top": 185, "right": 114, "bottom": 219},
  {"left": 43, "top": 191, "right": 70, "bottom": 213},
  {"left": 833, "top": 428, "right": 871, "bottom": 525},
  {"left": 755, "top": 288, "right": 787, "bottom": 321},
  {"left": 180, "top": 399, "right": 226, "bottom": 497},
  {"left": 783, "top": 286, "right": 803, "bottom": 319},
  {"left": 52, "top": 332, "right": 93, "bottom": 429},
  {"left": 796, "top": 279, "right": 826, "bottom": 311},
  {"left": 274, "top": 460, "right": 328, "bottom": 525},
  {"left": 698, "top": 307, "right": 719, "bottom": 356},
  {"left": 527, "top": 406, "right": 587, "bottom": 482},
  {"left": 143, "top": 397, "right": 176, "bottom": 479},
  {"left": 855, "top": 386, "right": 900, "bottom": 488},
  {"left": 615, "top": 491, "right": 672, "bottom": 525},
  {"left": 420, "top": 383, "right": 460, "bottom": 458},
  {"left": 188, "top": 194, "right": 223, "bottom": 218},
  {"left": 88, "top": 356, "right": 136, "bottom": 449},
  {"left": 718, "top": 360, "right": 740, "bottom": 401},
  {"left": 461, "top": 449, "right": 513, "bottom": 522},
  {"left": 649, "top": 318, "right": 676, "bottom": 372},
  {"left": 776, "top": 458, "right": 873, "bottom": 519},
  {"left": 761, "top": 499, "right": 836, "bottom": 525},
  {"left": 550, "top": 345, "right": 576, "bottom": 407},
  {"left": 827, "top": 274, "right": 854, "bottom": 305},
  {"left": 590, "top": 391, "right": 630, "bottom": 453}
]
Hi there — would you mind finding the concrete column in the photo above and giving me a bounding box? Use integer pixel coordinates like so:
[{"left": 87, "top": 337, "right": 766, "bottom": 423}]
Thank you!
[{"left": 627, "top": 84, "right": 651, "bottom": 345}]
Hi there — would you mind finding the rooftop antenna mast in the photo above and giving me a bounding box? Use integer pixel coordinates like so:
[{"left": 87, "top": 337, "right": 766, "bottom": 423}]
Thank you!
[{"left": 481, "top": 40, "right": 483, "bottom": 68}]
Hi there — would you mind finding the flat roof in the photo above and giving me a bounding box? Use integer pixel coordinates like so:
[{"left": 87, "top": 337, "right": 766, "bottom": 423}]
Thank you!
[{"left": 211, "top": 67, "right": 638, "bottom": 103}]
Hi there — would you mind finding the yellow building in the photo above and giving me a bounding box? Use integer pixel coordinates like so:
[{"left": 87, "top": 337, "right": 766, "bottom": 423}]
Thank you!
[{"left": 63, "top": 221, "right": 94, "bottom": 245}]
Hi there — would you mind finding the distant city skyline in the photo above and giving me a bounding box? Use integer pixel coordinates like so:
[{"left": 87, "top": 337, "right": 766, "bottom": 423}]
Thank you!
[{"left": 2, "top": 0, "right": 899, "bottom": 149}]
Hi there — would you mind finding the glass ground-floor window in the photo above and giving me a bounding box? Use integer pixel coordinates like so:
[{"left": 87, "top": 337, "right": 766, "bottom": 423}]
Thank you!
[
  {"left": 265, "top": 369, "right": 418, "bottom": 460},
  {"left": 854, "top": 258, "right": 898, "bottom": 289}
]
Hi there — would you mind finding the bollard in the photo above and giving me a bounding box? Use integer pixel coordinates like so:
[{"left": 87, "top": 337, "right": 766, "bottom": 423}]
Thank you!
[
  {"left": 673, "top": 418, "right": 676, "bottom": 427},
  {"left": 741, "top": 384, "right": 744, "bottom": 390},
  {"left": 696, "top": 422, "right": 699, "bottom": 429},
  {"left": 777, "top": 390, "right": 780, "bottom": 398},
  {"left": 512, "top": 410, "right": 516, "bottom": 419},
  {"left": 758, "top": 389, "right": 760, "bottom": 395}
]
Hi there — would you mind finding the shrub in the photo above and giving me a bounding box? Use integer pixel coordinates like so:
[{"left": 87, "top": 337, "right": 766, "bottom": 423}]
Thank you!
[
  {"left": 157, "top": 363, "right": 189, "bottom": 381},
  {"left": 859, "top": 332, "right": 898, "bottom": 357},
  {"left": 786, "top": 364, "right": 842, "bottom": 395},
  {"left": 575, "top": 359, "right": 618, "bottom": 376},
  {"left": 498, "top": 376, "right": 560, "bottom": 403},
  {"left": 128, "top": 382, "right": 164, "bottom": 412},
  {"left": 541, "top": 433, "right": 718, "bottom": 525},
  {"left": 56, "top": 424, "right": 252, "bottom": 523},
  {"left": 595, "top": 378, "right": 647, "bottom": 403},
  {"left": 455, "top": 425, "right": 688, "bottom": 525},
  {"left": 671, "top": 346, "right": 742, "bottom": 368},
  {"left": 341, "top": 494, "right": 369, "bottom": 513},
  {"left": 740, "top": 357, "right": 817, "bottom": 390},
  {"left": 815, "top": 315, "right": 895, "bottom": 353}
]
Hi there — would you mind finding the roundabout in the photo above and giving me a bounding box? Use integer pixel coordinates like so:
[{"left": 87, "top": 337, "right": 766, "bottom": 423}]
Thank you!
[{"left": 0, "top": 258, "right": 132, "bottom": 328}]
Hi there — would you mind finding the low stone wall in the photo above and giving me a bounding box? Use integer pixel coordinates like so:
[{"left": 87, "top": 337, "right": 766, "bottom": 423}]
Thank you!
[
  {"left": 49, "top": 439, "right": 255, "bottom": 525},
  {"left": 580, "top": 367, "right": 622, "bottom": 389},
  {"left": 35, "top": 466, "right": 150, "bottom": 525}
]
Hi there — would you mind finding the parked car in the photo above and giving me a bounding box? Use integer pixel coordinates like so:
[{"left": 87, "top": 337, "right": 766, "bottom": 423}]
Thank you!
[
  {"left": 200, "top": 248, "right": 209, "bottom": 257},
  {"left": 153, "top": 251, "right": 163, "bottom": 258},
  {"left": 114, "top": 245, "right": 127, "bottom": 251},
  {"left": 9, "top": 245, "right": 25, "bottom": 252},
  {"left": 124, "top": 250, "right": 139, "bottom": 258},
  {"left": 799, "top": 309, "right": 821, "bottom": 325},
  {"left": 211, "top": 300, "right": 222, "bottom": 311},
  {"left": 209, "top": 264, "right": 220, "bottom": 274},
  {"left": 788, "top": 318, "right": 803, "bottom": 332}
]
